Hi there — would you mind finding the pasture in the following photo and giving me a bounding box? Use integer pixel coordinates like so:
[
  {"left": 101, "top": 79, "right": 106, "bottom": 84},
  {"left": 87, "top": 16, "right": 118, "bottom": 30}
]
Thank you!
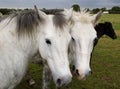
[
  {"left": 100, "top": 14, "right": 120, "bottom": 30},
  {"left": 15, "top": 14, "right": 120, "bottom": 89}
]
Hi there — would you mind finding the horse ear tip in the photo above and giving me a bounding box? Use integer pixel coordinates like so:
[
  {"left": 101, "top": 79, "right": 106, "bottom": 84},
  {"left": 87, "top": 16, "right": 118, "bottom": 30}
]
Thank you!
[
  {"left": 34, "top": 5, "right": 36, "bottom": 7},
  {"left": 34, "top": 5, "right": 40, "bottom": 11}
]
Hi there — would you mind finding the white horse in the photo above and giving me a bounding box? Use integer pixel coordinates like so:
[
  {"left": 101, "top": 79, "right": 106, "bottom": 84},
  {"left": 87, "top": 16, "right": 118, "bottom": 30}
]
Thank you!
[
  {"left": 69, "top": 10, "right": 102, "bottom": 80},
  {"left": 26, "top": 9, "right": 102, "bottom": 89},
  {"left": 0, "top": 7, "right": 72, "bottom": 89}
]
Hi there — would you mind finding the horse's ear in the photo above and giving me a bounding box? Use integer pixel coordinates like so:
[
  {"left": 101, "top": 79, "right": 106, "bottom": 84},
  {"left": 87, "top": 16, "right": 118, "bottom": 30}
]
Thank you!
[
  {"left": 34, "top": 5, "right": 39, "bottom": 14},
  {"left": 91, "top": 11, "right": 103, "bottom": 26},
  {"left": 34, "top": 5, "right": 47, "bottom": 18},
  {"left": 63, "top": 8, "right": 73, "bottom": 21}
]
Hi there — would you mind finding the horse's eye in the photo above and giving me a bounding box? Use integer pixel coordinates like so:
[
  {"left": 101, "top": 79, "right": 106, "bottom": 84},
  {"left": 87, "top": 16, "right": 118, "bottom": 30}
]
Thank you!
[
  {"left": 72, "top": 37, "right": 75, "bottom": 41},
  {"left": 45, "top": 39, "right": 51, "bottom": 45}
]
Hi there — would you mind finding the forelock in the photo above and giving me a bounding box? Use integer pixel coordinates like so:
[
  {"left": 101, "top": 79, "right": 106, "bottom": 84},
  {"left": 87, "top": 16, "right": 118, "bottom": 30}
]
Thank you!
[
  {"left": 73, "top": 10, "right": 93, "bottom": 24},
  {"left": 16, "top": 9, "right": 45, "bottom": 38},
  {"left": 53, "top": 12, "right": 67, "bottom": 29}
]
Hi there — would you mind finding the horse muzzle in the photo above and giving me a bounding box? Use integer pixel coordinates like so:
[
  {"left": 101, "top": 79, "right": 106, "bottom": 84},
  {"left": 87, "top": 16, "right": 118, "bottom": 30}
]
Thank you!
[
  {"left": 72, "top": 65, "right": 92, "bottom": 80},
  {"left": 55, "top": 75, "right": 72, "bottom": 87}
]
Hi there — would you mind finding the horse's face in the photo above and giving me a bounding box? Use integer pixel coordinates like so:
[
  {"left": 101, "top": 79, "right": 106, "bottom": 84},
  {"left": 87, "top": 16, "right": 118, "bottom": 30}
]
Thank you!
[
  {"left": 105, "top": 22, "right": 117, "bottom": 39},
  {"left": 69, "top": 11, "right": 102, "bottom": 80},
  {"left": 70, "top": 23, "right": 97, "bottom": 80},
  {"left": 38, "top": 11, "right": 72, "bottom": 87}
]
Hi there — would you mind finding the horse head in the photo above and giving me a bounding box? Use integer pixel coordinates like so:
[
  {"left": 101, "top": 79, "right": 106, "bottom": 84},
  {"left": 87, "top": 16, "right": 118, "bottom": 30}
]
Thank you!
[
  {"left": 36, "top": 7, "right": 73, "bottom": 87},
  {"left": 68, "top": 10, "right": 102, "bottom": 80},
  {"left": 104, "top": 22, "right": 117, "bottom": 39}
]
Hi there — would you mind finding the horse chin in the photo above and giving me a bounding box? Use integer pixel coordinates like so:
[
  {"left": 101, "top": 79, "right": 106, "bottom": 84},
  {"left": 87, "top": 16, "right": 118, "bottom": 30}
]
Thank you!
[
  {"left": 55, "top": 80, "right": 69, "bottom": 88},
  {"left": 56, "top": 84, "right": 62, "bottom": 88},
  {"left": 72, "top": 70, "right": 86, "bottom": 80},
  {"left": 77, "top": 75, "right": 87, "bottom": 80},
  {"left": 77, "top": 71, "right": 92, "bottom": 80}
]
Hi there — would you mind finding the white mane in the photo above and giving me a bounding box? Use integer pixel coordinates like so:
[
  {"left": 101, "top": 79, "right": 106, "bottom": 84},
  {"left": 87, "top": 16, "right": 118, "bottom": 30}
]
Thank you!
[{"left": 72, "top": 9, "right": 93, "bottom": 24}]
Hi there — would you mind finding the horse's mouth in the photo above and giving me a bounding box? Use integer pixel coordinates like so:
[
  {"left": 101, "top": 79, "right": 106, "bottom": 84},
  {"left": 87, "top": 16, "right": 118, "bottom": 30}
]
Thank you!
[{"left": 71, "top": 65, "right": 91, "bottom": 80}]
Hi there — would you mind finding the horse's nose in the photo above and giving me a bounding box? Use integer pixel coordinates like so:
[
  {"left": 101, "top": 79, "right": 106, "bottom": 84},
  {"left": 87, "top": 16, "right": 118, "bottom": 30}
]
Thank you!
[
  {"left": 89, "top": 71, "right": 92, "bottom": 75},
  {"left": 56, "top": 75, "right": 72, "bottom": 87},
  {"left": 76, "top": 69, "right": 92, "bottom": 80},
  {"left": 57, "top": 78, "right": 61, "bottom": 85},
  {"left": 76, "top": 69, "right": 80, "bottom": 76}
]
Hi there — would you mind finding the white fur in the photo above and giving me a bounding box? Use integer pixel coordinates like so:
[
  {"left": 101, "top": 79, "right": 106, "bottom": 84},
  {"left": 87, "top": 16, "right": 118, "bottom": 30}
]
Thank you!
[
  {"left": 0, "top": 16, "right": 39, "bottom": 89},
  {"left": 38, "top": 15, "right": 72, "bottom": 86},
  {"left": 69, "top": 10, "right": 102, "bottom": 80},
  {"left": 0, "top": 10, "right": 72, "bottom": 89}
]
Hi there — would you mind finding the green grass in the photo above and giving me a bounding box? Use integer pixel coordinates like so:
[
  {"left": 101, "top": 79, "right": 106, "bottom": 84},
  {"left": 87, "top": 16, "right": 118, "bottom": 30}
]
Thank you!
[{"left": 100, "top": 14, "right": 120, "bottom": 30}]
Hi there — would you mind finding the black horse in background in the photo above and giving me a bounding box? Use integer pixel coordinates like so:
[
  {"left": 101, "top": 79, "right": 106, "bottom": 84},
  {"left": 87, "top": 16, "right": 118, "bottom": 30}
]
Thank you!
[
  {"left": 94, "top": 22, "right": 117, "bottom": 47},
  {"left": 95, "top": 22, "right": 117, "bottom": 39}
]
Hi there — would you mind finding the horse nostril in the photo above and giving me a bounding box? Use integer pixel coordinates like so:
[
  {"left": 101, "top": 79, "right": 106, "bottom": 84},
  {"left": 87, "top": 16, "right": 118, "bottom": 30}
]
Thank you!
[
  {"left": 72, "top": 65, "right": 75, "bottom": 71},
  {"left": 89, "top": 71, "right": 92, "bottom": 75},
  {"left": 57, "top": 78, "right": 61, "bottom": 85},
  {"left": 76, "top": 69, "right": 80, "bottom": 76}
]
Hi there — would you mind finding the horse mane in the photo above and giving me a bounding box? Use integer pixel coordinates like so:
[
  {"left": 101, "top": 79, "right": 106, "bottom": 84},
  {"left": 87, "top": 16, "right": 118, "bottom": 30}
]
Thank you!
[
  {"left": 73, "top": 9, "right": 92, "bottom": 24},
  {"left": 0, "top": 9, "right": 45, "bottom": 38},
  {"left": 16, "top": 9, "right": 45, "bottom": 38},
  {"left": 53, "top": 12, "right": 67, "bottom": 29}
]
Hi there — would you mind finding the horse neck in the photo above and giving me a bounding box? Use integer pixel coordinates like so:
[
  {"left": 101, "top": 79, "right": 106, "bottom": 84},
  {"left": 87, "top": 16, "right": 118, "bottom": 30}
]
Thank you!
[
  {"left": 0, "top": 29, "right": 38, "bottom": 62},
  {"left": 0, "top": 32, "right": 39, "bottom": 79},
  {"left": 18, "top": 36, "right": 39, "bottom": 59}
]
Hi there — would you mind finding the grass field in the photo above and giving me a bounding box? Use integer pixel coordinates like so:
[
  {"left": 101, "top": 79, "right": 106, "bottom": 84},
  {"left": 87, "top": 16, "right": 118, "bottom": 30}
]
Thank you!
[
  {"left": 100, "top": 14, "right": 120, "bottom": 30},
  {"left": 15, "top": 14, "right": 120, "bottom": 89}
]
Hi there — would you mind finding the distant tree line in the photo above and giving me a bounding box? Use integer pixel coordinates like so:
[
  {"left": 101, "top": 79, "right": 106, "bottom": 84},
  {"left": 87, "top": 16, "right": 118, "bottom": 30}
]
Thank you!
[
  {"left": 0, "top": 8, "right": 16, "bottom": 15},
  {"left": 0, "top": 8, "right": 32, "bottom": 16},
  {"left": 91, "top": 7, "right": 106, "bottom": 13},
  {"left": 109, "top": 6, "right": 120, "bottom": 14},
  {"left": 92, "top": 6, "right": 120, "bottom": 14},
  {"left": 72, "top": 4, "right": 120, "bottom": 14},
  {"left": 0, "top": 5, "right": 120, "bottom": 15}
]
